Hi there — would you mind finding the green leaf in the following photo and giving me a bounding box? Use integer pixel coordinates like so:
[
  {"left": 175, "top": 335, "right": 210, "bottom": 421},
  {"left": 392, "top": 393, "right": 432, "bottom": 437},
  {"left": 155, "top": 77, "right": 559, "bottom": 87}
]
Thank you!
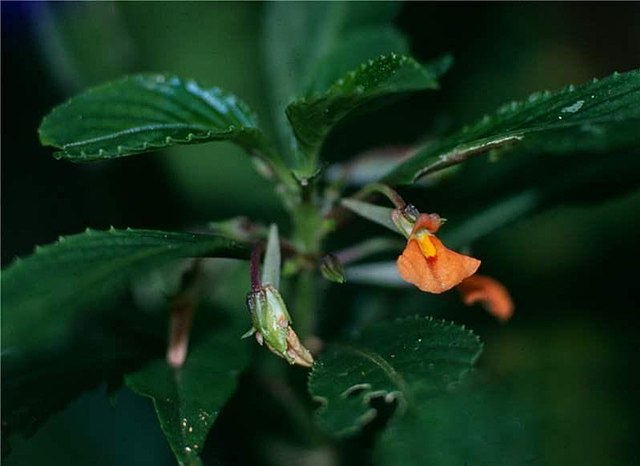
[
  {"left": 340, "top": 198, "right": 398, "bottom": 234},
  {"left": 1, "top": 228, "right": 249, "bottom": 352},
  {"left": 375, "top": 374, "right": 536, "bottom": 466},
  {"left": 1, "top": 229, "right": 249, "bottom": 448},
  {"left": 308, "top": 316, "right": 482, "bottom": 436},
  {"left": 261, "top": 224, "right": 281, "bottom": 288},
  {"left": 385, "top": 69, "right": 640, "bottom": 184},
  {"left": 38, "top": 74, "right": 277, "bottom": 163},
  {"left": 126, "top": 318, "right": 250, "bottom": 466},
  {"left": 263, "top": 2, "right": 402, "bottom": 112},
  {"left": 439, "top": 149, "right": 640, "bottom": 248},
  {"left": 287, "top": 54, "right": 440, "bottom": 170},
  {"left": 263, "top": 2, "right": 403, "bottom": 152},
  {"left": 2, "top": 295, "right": 164, "bottom": 448},
  {"left": 305, "top": 27, "right": 409, "bottom": 96}
]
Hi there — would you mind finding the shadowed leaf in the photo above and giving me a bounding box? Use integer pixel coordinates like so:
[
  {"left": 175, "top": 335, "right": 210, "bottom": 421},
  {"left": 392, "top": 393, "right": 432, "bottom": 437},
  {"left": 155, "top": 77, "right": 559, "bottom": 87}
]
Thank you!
[
  {"left": 308, "top": 316, "right": 482, "bottom": 436},
  {"left": 126, "top": 317, "right": 250, "bottom": 466},
  {"left": 2, "top": 228, "right": 248, "bottom": 352},
  {"left": 287, "top": 54, "right": 440, "bottom": 173},
  {"left": 1, "top": 229, "right": 249, "bottom": 451}
]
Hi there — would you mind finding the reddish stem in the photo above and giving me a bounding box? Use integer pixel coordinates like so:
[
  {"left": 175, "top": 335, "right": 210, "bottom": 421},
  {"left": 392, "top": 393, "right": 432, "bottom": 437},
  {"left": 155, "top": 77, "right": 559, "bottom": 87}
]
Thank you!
[{"left": 250, "top": 242, "right": 263, "bottom": 292}]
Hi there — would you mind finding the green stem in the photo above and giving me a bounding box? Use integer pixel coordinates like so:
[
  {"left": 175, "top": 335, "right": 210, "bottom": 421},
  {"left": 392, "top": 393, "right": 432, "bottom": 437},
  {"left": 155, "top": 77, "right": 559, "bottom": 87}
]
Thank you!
[
  {"left": 292, "top": 270, "right": 316, "bottom": 339},
  {"left": 289, "top": 191, "right": 324, "bottom": 338},
  {"left": 358, "top": 183, "right": 406, "bottom": 209}
]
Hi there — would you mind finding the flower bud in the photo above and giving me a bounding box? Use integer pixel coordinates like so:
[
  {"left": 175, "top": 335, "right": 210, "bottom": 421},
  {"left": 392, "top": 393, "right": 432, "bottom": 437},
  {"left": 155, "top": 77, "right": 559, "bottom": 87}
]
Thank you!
[
  {"left": 320, "top": 254, "right": 346, "bottom": 284},
  {"left": 245, "top": 285, "right": 314, "bottom": 367},
  {"left": 391, "top": 204, "right": 420, "bottom": 238}
]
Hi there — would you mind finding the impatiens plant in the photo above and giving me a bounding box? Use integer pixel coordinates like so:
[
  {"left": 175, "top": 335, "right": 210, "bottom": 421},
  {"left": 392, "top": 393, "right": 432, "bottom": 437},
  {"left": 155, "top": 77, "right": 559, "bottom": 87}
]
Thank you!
[{"left": 3, "top": 3, "right": 640, "bottom": 465}]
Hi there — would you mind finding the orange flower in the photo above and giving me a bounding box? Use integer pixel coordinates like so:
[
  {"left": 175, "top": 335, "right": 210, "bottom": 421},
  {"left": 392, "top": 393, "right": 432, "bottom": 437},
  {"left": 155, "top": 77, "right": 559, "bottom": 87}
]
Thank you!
[
  {"left": 457, "top": 275, "right": 514, "bottom": 322},
  {"left": 397, "top": 213, "right": 480, "bottom": 293}
]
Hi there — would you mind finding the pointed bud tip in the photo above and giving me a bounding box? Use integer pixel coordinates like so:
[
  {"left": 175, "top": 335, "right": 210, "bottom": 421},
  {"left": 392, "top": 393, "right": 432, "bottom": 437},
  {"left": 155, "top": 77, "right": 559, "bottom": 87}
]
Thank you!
[
  {"left": 320, "top": 254, "right": 346, "bottom": 284},
  {"left": 285, "top": 327, "right": 314, "bottom": 367},
  {"left": 166, "top": 345, "right": 187, "bottom": 369}
]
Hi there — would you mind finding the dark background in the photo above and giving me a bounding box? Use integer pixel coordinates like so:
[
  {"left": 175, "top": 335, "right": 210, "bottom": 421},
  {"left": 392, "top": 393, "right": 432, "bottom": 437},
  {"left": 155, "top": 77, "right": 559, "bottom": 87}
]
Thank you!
[{"left": 2, "top": 3, "right": 639, "bottom": 465}]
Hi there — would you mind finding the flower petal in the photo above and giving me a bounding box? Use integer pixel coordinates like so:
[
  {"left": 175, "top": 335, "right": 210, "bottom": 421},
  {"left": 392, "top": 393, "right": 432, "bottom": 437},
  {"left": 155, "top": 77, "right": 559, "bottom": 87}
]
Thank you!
[
  {"left": 457, "top": 275, "right": 514, "bottom": 322},
  {"left": 397, "top": 236, "right": 480, "bottom": 293},
  {"left": 414, "top": 213, "right": 443, "bottom": 233}
]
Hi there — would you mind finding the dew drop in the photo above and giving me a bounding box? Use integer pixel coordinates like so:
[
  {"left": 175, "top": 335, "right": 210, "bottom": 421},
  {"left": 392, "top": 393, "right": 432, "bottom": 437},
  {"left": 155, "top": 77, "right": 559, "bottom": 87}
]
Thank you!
[{"left": 561, "top": 100, "right": 584, "bottom": 113}]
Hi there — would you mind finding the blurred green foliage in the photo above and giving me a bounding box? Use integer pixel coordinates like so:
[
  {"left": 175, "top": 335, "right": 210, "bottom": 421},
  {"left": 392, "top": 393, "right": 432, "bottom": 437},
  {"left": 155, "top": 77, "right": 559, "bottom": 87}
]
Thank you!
[{"left": 2, "top": 2, "right": 639, "bottom": 465}]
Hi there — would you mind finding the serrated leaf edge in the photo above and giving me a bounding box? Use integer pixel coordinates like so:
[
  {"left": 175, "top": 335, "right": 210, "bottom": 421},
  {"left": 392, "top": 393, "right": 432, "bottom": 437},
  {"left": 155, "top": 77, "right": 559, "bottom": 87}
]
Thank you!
[
  {"left": 308, "top": 315, "right": 483, "bottom": 437},
  {"left": 3, "top": 227, "right": 247, "bottom": 271},
  {"left": 39, "top": 73, "right": 263, "bottom": 160},
  {"left": 291, "top": 53, "right": 437, "bottom": 104},
  {"left": 50, "top": 126, "right": 261, "bottom": 161}
]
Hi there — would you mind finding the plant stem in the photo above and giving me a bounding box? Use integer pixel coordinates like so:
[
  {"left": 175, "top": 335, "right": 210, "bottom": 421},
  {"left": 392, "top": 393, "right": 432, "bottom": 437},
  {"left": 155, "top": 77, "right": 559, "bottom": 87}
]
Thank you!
[
  {"left": 250, "top": 242, "right": 263, "bottom": 292},
  {"left": 359, "top": 183, "right": 406, "bottom": 209},
  {"left": 289, "top": 192, "right": 324, "bottom": 338},
  {"left": 292, "top": 269, "right": 316, "bottom": 340}
]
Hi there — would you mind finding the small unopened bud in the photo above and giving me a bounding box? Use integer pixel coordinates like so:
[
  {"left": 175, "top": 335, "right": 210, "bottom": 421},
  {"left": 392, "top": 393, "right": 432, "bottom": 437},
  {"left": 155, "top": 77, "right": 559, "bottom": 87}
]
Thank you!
[
  {"left": 391, "top": 204, "right": 420, "bottom": 238},
  {"left": 166, "top": 295, "right": 193, "bottom": 369},
  {"left": 245, "top": 285, "right": 314, "bottom": 367},
  {"left": 320, "top": 254, "right": 346, "bottom": 284}
]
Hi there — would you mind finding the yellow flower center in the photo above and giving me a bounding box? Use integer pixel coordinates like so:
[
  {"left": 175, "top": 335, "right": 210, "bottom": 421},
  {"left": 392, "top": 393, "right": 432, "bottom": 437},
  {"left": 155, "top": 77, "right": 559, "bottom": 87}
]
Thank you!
[{"left": 414, "top": 230, "right": 437, "bottom": 258}]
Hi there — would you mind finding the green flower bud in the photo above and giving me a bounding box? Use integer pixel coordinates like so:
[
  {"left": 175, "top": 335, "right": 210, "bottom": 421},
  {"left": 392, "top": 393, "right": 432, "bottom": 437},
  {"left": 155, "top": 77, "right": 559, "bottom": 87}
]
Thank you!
[
  {"left": 320, "top": 254, "right": 346, "bottom": 284},
  {"left": 245, "top": 285, "right": 313, "bottom": 367}
]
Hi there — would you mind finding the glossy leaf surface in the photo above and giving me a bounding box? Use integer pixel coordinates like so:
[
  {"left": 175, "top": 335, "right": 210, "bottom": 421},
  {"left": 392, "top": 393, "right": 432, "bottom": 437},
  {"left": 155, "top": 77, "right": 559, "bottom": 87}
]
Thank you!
[
  {"left": 304, "top": 27, "right": 409, "bottom": 96},
  {"left": 287, "top": 54, "right": 439, "bottom": 164},
  {"left": 39, "top": 74, "right": 274, "bottom": 162},
  {"left": 385, "top": 69, "right": 640, "bottom": 184}
]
